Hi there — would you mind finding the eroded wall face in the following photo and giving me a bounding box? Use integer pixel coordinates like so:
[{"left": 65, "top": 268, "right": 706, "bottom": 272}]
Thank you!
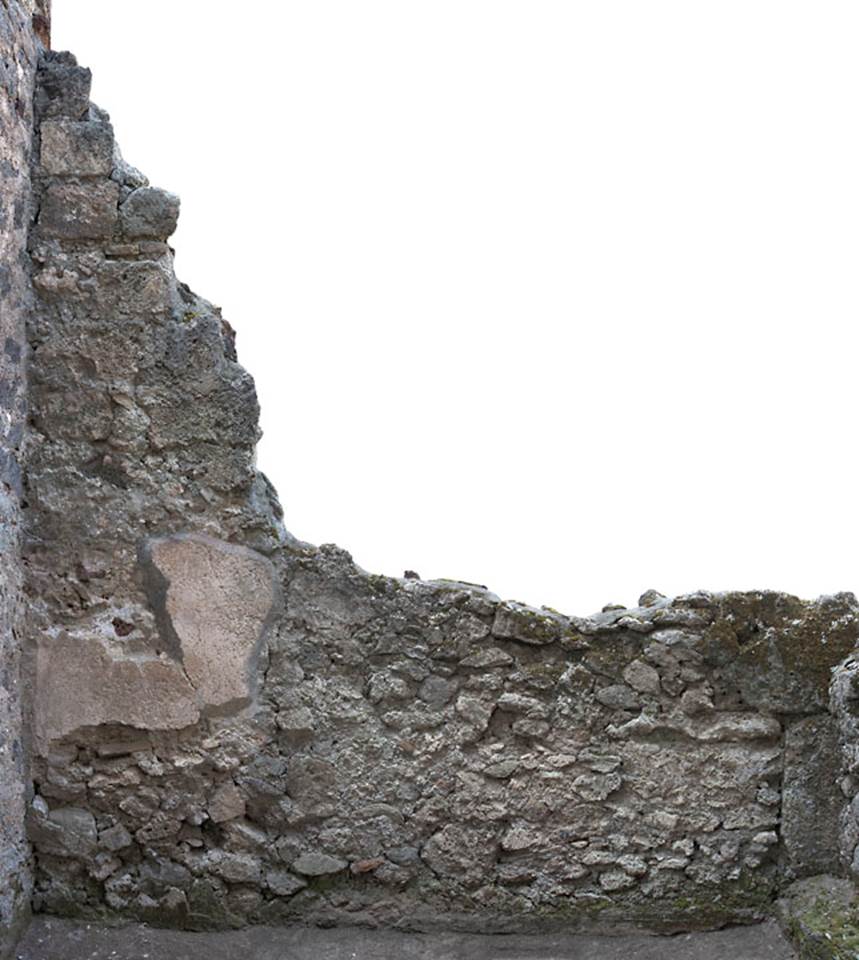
[
  {"left": 20, "top": 50, "right": 857, "bottom": 935},
  {"left": 0, "top": 3, "right": 40, "bottom": 954}
]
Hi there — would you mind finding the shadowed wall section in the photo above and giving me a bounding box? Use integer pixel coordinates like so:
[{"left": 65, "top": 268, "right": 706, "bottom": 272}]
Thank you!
[{"left": 0, "top": 2, "right": 45, "bottom": 955}]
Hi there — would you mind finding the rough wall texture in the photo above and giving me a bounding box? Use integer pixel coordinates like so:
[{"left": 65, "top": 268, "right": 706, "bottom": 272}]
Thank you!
[
  {"left": 0, "top": 3, "right": 42, "bottom": 955},
  {"left": 830, "top": 657, "right": 859, "bottom": 881},
  {"left": 7, "top": 39, "right": 859, "bottom": 946}
]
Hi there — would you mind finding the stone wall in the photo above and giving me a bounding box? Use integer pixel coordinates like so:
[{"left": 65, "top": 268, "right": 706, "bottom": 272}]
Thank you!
[
  {"left": 15, "top": 49, "right": 857, "bottom": 938},
  {"left": 829, "top": 656, "right": 859, "bottom": 879},
  {"left": 0, "top": 3, "right": 42, "bottom": 955}
]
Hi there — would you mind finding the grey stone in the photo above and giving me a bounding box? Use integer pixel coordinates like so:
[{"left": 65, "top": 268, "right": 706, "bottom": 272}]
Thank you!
[
  {"left": 40, "top": 119, "right": 114, "bottom": 175},
  {"left": 119, "top": 186, "right": 180, "bottom": 239},
  {"left": 208, "top": 782, "right": 246, "bottom": 824},
  {"left": 573, "top": 771, "right": 623, "bottom": 802},
  {"left": 0, "top": 8, "right": 39, "bottom": 953},
  {"left": 35, "top": 53, "right": 92, "bottom": 119},
  {"left": 420, "top": 824, "right": 498, "bottom": 886},
  {"left": 28, "top": 806, "right": 97, "bottom": 859},
  {"left": 99, "top": 824, "right": 133, "bottom": 852},
  {"left": 492, "top": 602, "right": 568, "bottom": 645},
  {"left": 496, "top": 692, "right": 549, "bottom": 717},
  {"left": 622, "top": 659, "right": 661, "bottom": 694},
  {"left": 780, "top": 715, "right": 842, "bottom": 878},
  {"left": 38, "top": 179, "right": 119, "bottom": 239},
  {"left": 275, "top": 706, "right": 315, "bottom": 739},
  {"left": 206, "top": 851, "right": 261, "bottom": 884},
  {"left": 680, "top": 688, "right": 714, "bottom": 715},
  {"left": 455, "top": 693, "right": 494, "bottom": 731},
  {"left": 599, "top": 870, "right": 635, "bottom": 892},
  {"left": 264, "top": 869, "right": 307, "bottom": 897},
  {"left": 292, "top": 852, "right": 347, "bottom": 876},
  {"left": 501, "top": 823, "right": 540, "bottom": 851},
  {"left": 418, "top": 675, "right": 458, "bottom": 709},
  {"left": 595, "top": 684, "right": 641, "bottom": 710},
  {"left": 483, "top": 759, "right": 519, "bottom": 779},
  {"left": 459, "top": 647, "right": 513, "bottom": 668}
]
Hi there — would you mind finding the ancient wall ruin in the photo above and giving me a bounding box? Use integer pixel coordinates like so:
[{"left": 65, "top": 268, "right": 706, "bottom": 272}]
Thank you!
[{"left": 2, "top": 14, "right": 859, "bottom": 959}]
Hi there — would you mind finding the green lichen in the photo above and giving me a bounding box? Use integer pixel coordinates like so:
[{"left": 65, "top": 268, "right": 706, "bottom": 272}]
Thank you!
[
  {"left": 366, "top": 573, "right": 401, "bottom": 596},
  {"left": 705, "top": 591, "right": 859, "bottom": 711},
  {"left": 787, "top": 895, "right": 859, "bottom": 960}
]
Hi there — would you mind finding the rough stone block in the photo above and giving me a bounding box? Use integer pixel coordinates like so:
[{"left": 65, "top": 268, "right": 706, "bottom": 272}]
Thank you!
[
  {"left": 38, "top": 180, "right": 119, "bottom": 239},
  {"left": 292, "top": 852, "right": 347, "bottom": 877},
  {"left": 119, "top": 186, "right": 180, "bottom": 239},
  {"left": 264, "top": 869, "right": 306, "bottom": 897},
  {"left": 205, "top": 851, "right": 261, "bottom": 884},
  {"left": 623, "top": 659, "right": 661, "bottom": 694},
  {"left": 99, "top": 824, "right": 133, "bottom": 852},
  {"left": 492, "top": 601, "right": 568, "bottom": 645},
  {"left": 40, "top": 119, "right": 114, "bottom": 176},
  {"left": 35, "top": 52, "right": 92, "bottom": 120},
  {"left": 781, "top": 714, "right": 843, "bottom": 878},
  {"left": 208, "top": 783, "right": 245, "bottom": 824},
  {"left": 27, "top": 805, "right": 97, "bottom": 859},
  {"left": 420, "top": 824, "right": 498, "bottom": 886}
]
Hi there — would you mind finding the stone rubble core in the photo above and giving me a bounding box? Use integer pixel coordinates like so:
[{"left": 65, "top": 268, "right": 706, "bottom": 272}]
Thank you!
[{"left": 1, "top": 23, "right": 858, "bottom": 960}]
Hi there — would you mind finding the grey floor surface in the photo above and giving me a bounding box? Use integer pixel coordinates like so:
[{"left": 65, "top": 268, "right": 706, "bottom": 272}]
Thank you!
[{"left": 15, "top": 916, "right": 798, "bottom": 960}]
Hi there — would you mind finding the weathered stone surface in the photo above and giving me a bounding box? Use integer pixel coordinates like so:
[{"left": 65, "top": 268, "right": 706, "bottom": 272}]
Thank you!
[
  {"left": 705, "top": 592, "right": 859, "bottom": 714},
  {"left": 208, "top": 782, "right": 245, "bottom": 823},
  {"left": 420, "top": 824, "right": 498, "bottom": 886},
  {"left": 264, "top": 870, "right": 306, "bottom": 897},
  {"left": 596, "top": 683, "right": 641, "bottom": 710},
  {"left": 609, "top": 711, "right": 782, "bottom": 742},
  {"left": 34, "top": 51, "right": 91, "bottom": 120},
  {"left": 776, "top": 875, "right": 858, "bottom": 960},
  {"left": 1, "top": 6, "right": 41, "bottom": 953},
  {"left": 292, "top": 852, "right": 347, "bottom": 877},
  {"left": 781, "top": 715, "right": 842, "bottom": 879},
  {"left": 28, "top": 804, "right": 97, "bottom": 859},
  {"left": 119, "top": 186, "right": 179, "bottom": 239},
  {"left": 37, "top": 179, "right": 119, "bottom": 238},
  {"left": 40, "top": 119, "right": 113, "bottom": 175},
  {"left": 492, "top": 601, "right": 568, "bottom": 644},
  {"left": 623, "top": 659, "right": 661, "bottom": 694},
  {"left": 206, "top": 851, "right": 261, "bottom": 884},
  {"left": 99, "top": 824, "right": 132, "bottom": 852},
  {"left": 460, "top": 647, "right": 513, "bottom": 668},
  {"left": 828, "top": 656, "right": 859, "bottom": 878}
]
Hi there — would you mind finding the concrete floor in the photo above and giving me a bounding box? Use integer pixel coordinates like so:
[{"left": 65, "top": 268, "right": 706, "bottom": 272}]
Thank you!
[{"left": 16, "top": 917, "right": 798, "bottom": 960}]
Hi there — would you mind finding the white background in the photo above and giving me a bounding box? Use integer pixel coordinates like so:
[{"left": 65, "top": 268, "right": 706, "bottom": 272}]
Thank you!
[{"left": 54, "top": 2, "right": 859, "bottom": 615}]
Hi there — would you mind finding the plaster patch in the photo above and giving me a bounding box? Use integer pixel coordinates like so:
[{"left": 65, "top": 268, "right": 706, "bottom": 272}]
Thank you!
[{"left": 140, "top": 533, "right": 278, "bottom": 715}]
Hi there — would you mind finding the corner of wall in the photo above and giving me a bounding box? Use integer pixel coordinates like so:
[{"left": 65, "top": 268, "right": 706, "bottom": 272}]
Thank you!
[{"left": 0, "top": 2, "right": 44, "bottom": 955}]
